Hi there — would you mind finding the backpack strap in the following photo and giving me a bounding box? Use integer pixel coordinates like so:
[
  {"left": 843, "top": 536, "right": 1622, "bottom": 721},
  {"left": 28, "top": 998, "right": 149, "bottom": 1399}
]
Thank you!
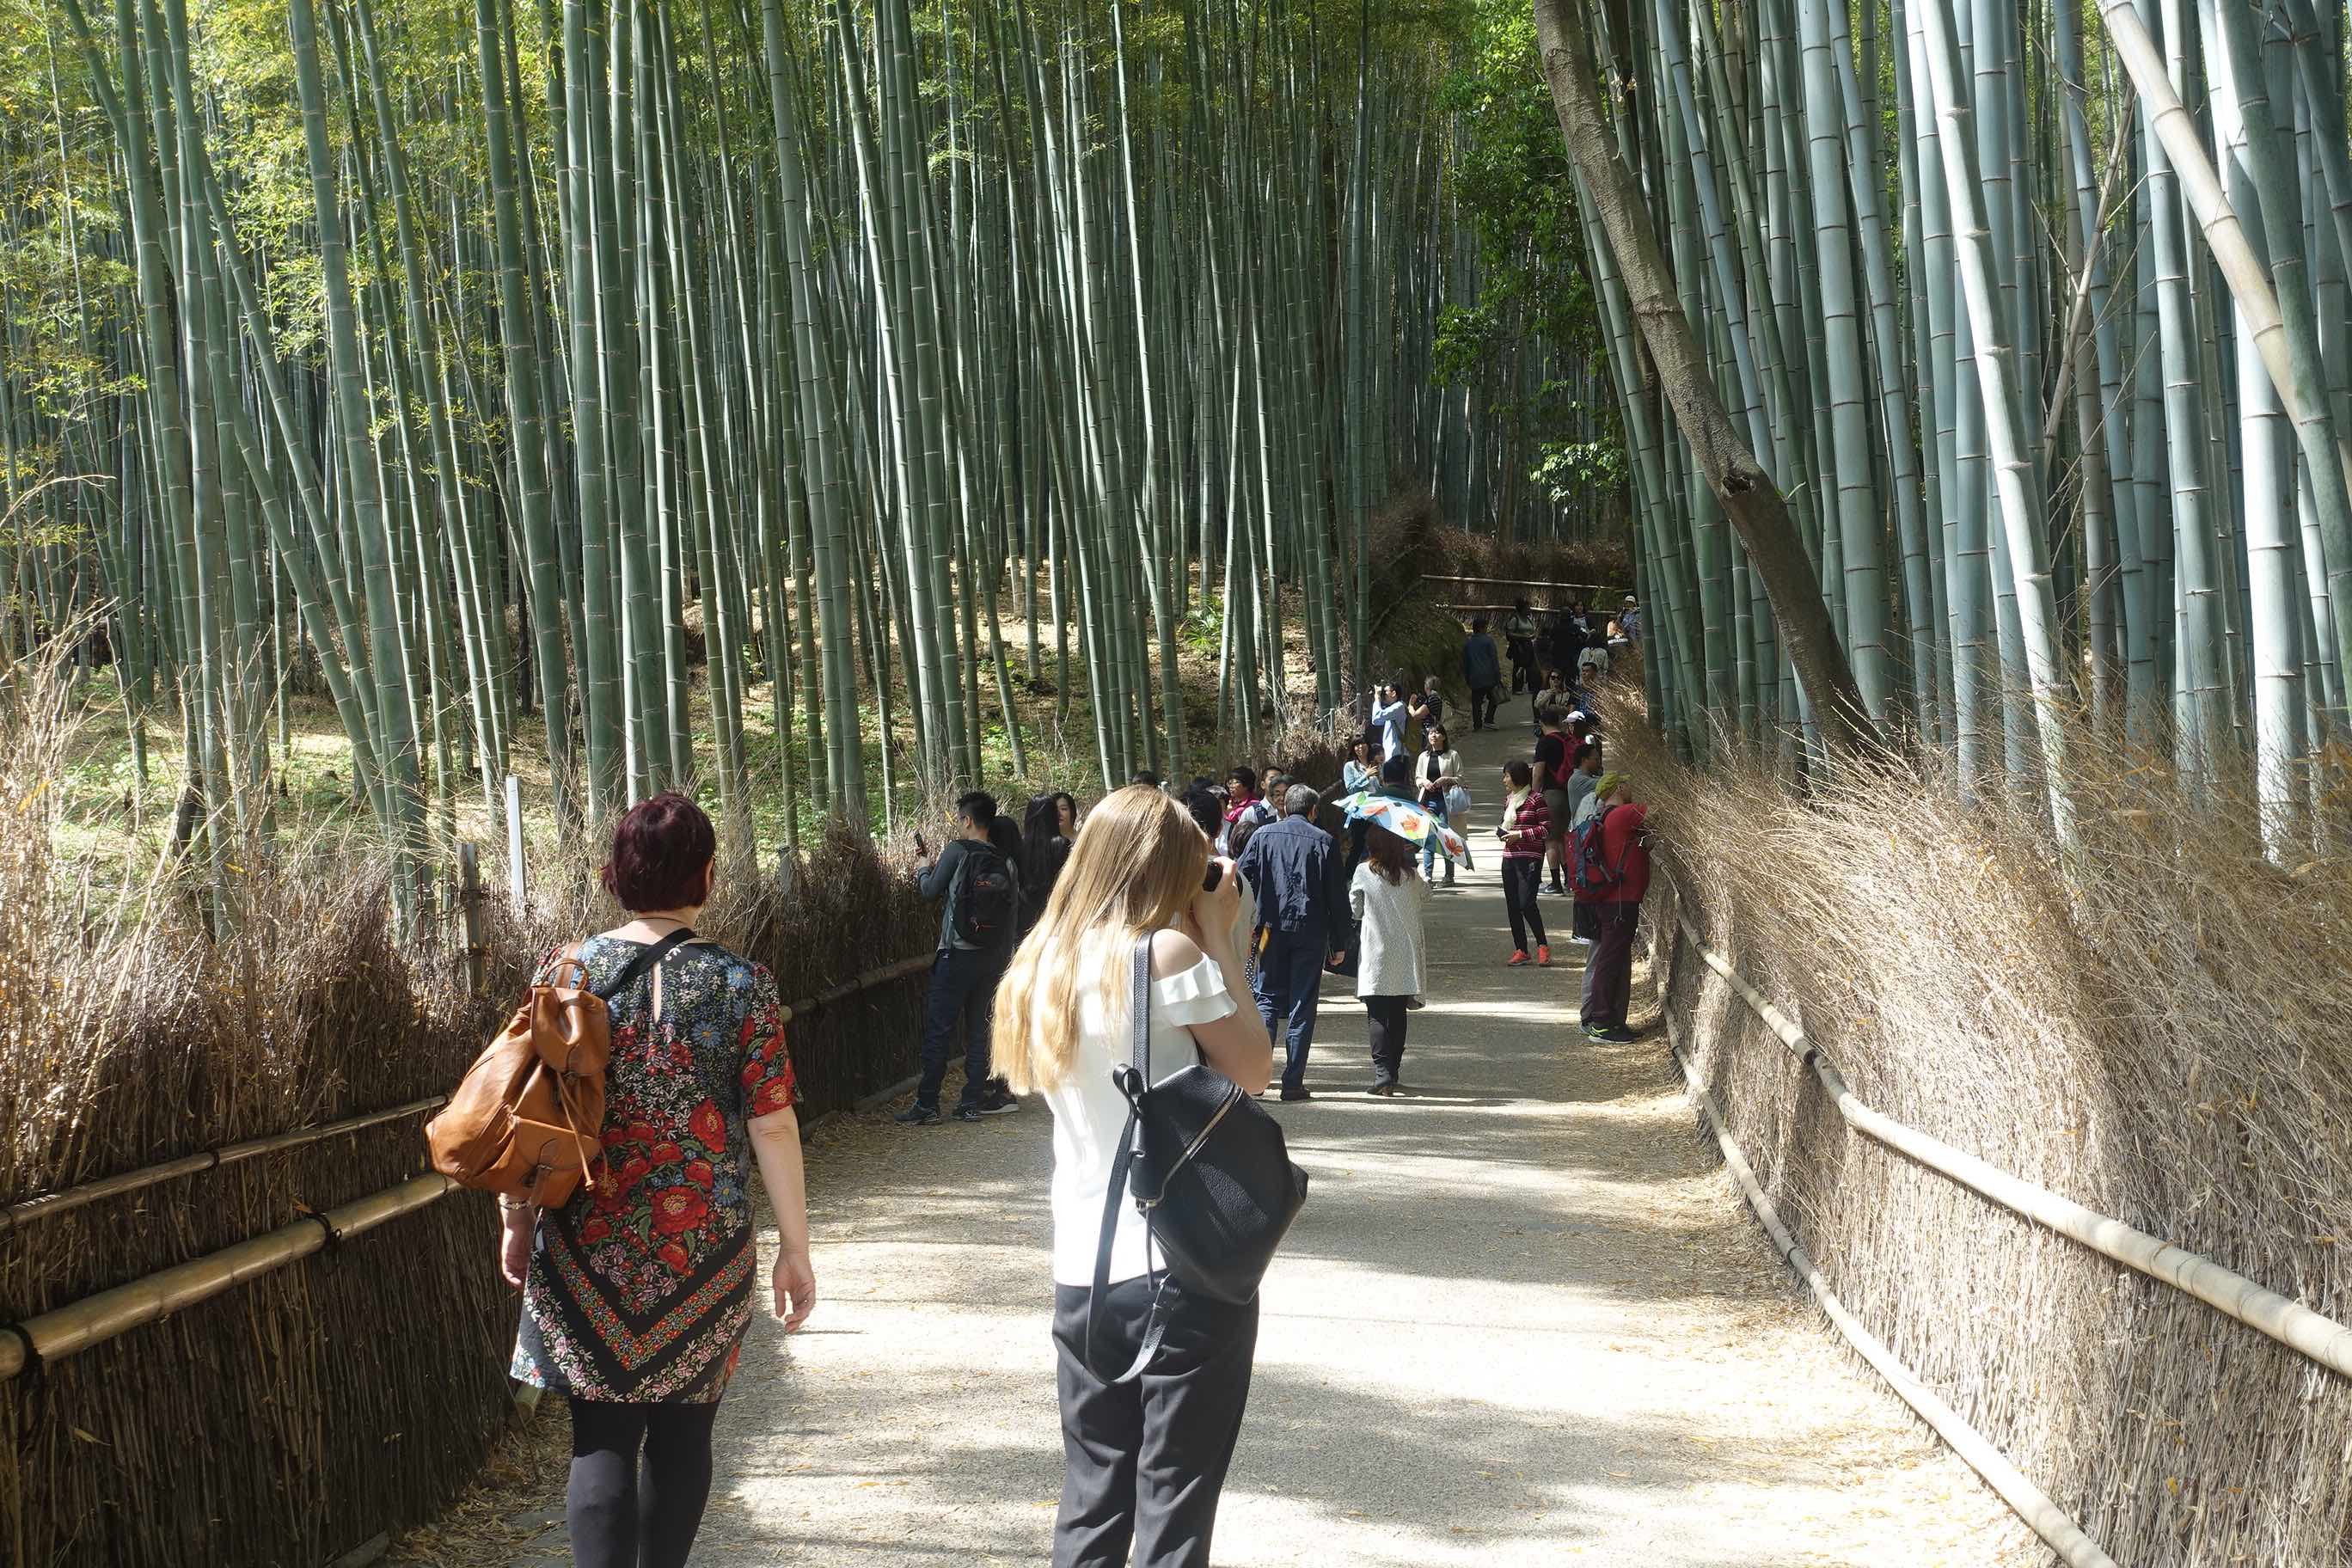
[
  {"left": 1084, "top": 936, "right": 1173, "bottom": 1387},
  {"left": 592, "top": 927, "right": 700, "bottom": 1001}
]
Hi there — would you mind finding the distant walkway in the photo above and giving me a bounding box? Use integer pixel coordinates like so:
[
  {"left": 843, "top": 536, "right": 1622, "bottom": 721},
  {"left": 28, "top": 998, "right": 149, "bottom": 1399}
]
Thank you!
[{"left": 503, "top": 692, "right": 2039, "bottom": 1567}]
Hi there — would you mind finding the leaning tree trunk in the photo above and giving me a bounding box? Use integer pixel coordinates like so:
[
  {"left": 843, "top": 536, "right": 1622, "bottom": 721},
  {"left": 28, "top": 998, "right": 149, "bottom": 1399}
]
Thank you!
[{"left": 1530, "top": 0, "right": 1871, "bottom": 758}]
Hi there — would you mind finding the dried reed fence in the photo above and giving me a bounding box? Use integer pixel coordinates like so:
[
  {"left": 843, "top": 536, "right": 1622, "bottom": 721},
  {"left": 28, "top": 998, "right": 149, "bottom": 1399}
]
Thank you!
[
  {"left": 1, "top": 693, "right": 933, "bottom": 1566},
  {"left": 1614, "top": 698, "right": 2352, "bottom": 1568}
]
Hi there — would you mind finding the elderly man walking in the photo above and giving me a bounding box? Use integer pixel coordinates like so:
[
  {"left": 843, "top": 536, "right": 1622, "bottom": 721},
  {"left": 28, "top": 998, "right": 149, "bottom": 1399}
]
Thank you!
[{"left": 1235, "top": 785, "right": 1345, "bottom": 1101}]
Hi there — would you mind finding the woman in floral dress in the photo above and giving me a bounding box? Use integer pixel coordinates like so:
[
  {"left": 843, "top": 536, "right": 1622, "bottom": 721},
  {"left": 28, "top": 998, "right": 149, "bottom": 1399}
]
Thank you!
[{"left": 498, "top": 793, "right": 815, "bottom": 1568}]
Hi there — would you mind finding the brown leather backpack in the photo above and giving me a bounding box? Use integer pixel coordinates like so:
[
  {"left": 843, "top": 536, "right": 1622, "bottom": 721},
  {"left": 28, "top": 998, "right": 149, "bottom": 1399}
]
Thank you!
[{"left": 426, "top": 930, "right": 695, "bottom": 1209}]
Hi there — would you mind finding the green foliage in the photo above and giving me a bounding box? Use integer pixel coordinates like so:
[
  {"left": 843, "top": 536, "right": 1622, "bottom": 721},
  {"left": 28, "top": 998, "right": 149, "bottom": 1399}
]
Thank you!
[
  {"left": 1430, "top": 0, "right": 1622, "bottom": 509},
  {"left": 1435, "top": 0, "right": 1599, "bottom": 359}
]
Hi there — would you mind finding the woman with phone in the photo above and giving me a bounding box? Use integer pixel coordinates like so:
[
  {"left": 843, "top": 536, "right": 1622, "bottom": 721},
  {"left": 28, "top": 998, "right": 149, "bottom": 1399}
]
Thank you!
[{"left": 992, "top": 786, "right": 1274, "bottom": 1568}]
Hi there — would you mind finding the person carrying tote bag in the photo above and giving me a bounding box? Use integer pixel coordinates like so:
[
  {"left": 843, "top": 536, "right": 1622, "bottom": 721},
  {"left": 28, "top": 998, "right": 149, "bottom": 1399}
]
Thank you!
[{"left": 993, "top": 785, "right": 1300, "bottom": 1568}]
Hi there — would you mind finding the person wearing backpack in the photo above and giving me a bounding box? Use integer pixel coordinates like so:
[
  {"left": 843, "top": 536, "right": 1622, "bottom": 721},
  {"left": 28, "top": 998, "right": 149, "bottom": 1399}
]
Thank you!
[
  {"left": 497, "top": 793, "right": 814, "bottom": 1568},
  {"left": 1574, "top": 775, "right": 1652, "bottom": 1044},
  {"left": 900, "top": 791, "right": 1023, "bottom": 1125},
  {"left": 989, "top": 786, "right": 1277, "bottom": 1568}
]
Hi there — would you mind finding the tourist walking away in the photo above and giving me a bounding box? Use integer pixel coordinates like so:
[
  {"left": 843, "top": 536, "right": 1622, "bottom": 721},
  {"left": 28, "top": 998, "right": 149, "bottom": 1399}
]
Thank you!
[
  {"left": 1235, "top": 785, "right": 1344, "bottom": 1101},
  {"left": 1496, "top": 760, "right": 1551, "bottom": 966},
  {"left": 1408, "top": 676, "right": 1447, "bottom": 738},
  {"left": 1347, "top": 752, "right": 1418, "bottom": 881},
  {"left": 1547, "top": 609, "right": 1583, "bottom": 681},
  {"left": 503, "top": 793, "right": 815, "bottom": 1568},
  {"left": 1369, "top": 682, "right": 1411, "bottom": 760},
  {"left": 1577, "top": 775, "right": 1653, "bottom": 1044},
  {"left": 989, "top": 786, "right": 1275, "bottom": 1568},
  {"left": 1413, "top": 726, "right": 1470, "bottom": 884},
  {"left": 1342, "top": 734, "right": 1379, "bottom": 796},
  {"left": 1021, "top": 795, "right": 1078, "bottom": 937},
  {"left": 1351, "top": 824, "right": 1430, "bottom": 1095},
  {"left": 1534, "top": 710, "right": 1574, "bottom": 894},
  {"left": 901, "top": 792, "right": 1022, "bottom": 1124},
  {"left": 1462, "top": 617, "right": 1504, "bottom": 731},
  {"left": 1503, "top": 598, "right": 1540, "bottom": 694}
]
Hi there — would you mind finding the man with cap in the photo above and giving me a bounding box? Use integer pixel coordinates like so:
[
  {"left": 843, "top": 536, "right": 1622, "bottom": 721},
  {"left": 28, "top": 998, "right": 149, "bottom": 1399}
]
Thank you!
[
  {"left": 1576, "top": 775, "right": 1652, "bottom": 1044},
  {"left": 1615, "top": 593, "right": 1643, "bottom": 646},
  {"left": 1236, "top": 784, "right": 1347, "bottom": 1101}
]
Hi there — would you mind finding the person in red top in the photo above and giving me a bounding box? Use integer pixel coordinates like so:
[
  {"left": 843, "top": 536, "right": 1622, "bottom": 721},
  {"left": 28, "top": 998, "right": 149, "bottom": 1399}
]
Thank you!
[{"left": 1577, "top": 775, "right": 1651, "bottom": 1043}]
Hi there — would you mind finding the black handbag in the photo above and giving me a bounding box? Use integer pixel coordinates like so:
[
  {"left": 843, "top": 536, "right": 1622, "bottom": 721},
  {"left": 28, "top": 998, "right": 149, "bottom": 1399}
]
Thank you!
[{"left": 1086, "top": 937, "right": 1309, "bottom": 1383}]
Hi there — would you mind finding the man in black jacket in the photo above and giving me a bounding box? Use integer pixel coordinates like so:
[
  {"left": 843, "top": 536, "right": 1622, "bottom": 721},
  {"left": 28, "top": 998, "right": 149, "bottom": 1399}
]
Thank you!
[{"left": 898, "top": 791, "right": 1021, "bottom": 1125}]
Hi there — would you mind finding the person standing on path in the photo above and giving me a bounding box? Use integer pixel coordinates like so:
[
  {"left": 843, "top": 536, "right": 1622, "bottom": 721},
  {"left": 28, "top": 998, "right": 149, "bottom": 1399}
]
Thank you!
[
  {"left": 1503, "top": 598, "right": 1540, "bottom": 694},
  {"left": 1562, "top": 741, "right": 1603, "bottom": 833},
  {"left": 1020, "top": 794, "right": 1077, "bottom": 937},
  {"left": 1341, "top": 734, "right": 1379, "bottom": 796},
  {"left": 502, "top": 793, "right": 815, "bottom": 1568},
  {"left": 1461, "top": 616, "right": 1504, "bottom": 731},
  {"left": 1369, "top": 682, "right": 1411, "bottom": 761},
  {"left": 1351, "top": 824, "right": 1431, "bottom": 1096},
  {"left": 1534, "top": 711, "right": 1575, "bottom": 895},
  {"left": 1413, "top": 726, "right": 1469, "bottom": 885},
  {"left": 900, "top": 792, "right": 1022, "bottom": 1125},
  {"left": 1495, "top": 760, "right": 1551, "bottom": 966},
  {"left": 990, "top": 787, "right": 1274, "bottom": 1568},
  {"left": 1408, "top": 676, "right": 1447, "bottom": 740},
  {"left": 1577, "top": 775, "right": 1653, "bottom": 1044},
  {"left": 1235, "top": 785, "right": 1344, "bottom": 1101}
]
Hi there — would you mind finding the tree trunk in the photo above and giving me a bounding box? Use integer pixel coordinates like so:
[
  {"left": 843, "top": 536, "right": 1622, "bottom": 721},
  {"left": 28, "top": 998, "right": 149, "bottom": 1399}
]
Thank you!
[{"left": 1530, "top": 0, "right": 1871, "bottom": 757}]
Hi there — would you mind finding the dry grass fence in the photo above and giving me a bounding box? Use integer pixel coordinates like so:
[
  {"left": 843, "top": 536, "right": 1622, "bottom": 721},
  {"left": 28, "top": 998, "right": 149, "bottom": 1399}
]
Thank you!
[
  {"left": 0, "top": 690, "right": 932, "bottom": 1567},
  {"left": 1613, "top": 695, "right": 2352, "bottom": 1567}
]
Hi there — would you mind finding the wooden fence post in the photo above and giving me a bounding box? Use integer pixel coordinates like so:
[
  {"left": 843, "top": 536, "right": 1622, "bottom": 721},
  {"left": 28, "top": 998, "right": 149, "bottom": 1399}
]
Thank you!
[
  {"left": 457, "top": 842, "right": 485, "bottom": 994},
  {"left": 504, "top": 774, "right": 526, "bottom": 907}
]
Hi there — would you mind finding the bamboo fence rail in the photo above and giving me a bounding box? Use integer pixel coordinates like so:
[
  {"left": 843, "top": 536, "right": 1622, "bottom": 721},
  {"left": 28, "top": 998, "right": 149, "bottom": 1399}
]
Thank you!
[
  {"left": 1663, "top": 885, "right": 2352, "bottom": 1385},
  {"left": 1666, "top": 1021, "right": 2117, "bottom": 1568},
  {"left": 0, "top": 952, "right": 934, "bottom": 1385},
  {"left": 0, "top": 1095, "right": 449, "bottom": 1233}
]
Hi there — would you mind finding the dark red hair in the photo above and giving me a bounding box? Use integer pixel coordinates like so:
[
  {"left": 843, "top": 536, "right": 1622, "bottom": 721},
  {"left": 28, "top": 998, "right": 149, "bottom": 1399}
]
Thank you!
[{"left": 602, "top": 793, "right": 716, "bottom": 911}]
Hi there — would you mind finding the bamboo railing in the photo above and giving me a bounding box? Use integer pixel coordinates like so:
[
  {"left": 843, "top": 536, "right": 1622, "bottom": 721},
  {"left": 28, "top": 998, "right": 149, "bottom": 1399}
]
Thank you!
[
  {"left": 1664, "top": 888, "right": 2352, "bottom": 1381},
  {"left": 0, "top": 951, "right": 934, "bottom": 1383},
  {"left": 1666, "top": 1020, "right": 2117, "bottom": 1568}
]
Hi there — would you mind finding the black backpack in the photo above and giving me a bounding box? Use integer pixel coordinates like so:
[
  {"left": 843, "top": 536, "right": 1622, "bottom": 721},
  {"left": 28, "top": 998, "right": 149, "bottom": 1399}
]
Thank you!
[{"left": 954, "top": 846, "right": 1018, "bottom": 947}]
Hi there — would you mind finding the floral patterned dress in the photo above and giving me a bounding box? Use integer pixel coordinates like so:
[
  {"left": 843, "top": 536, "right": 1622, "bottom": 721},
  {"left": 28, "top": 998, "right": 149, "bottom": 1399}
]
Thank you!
[{"left": 511, "top": 935, "right": 795, "bottom": 1405}]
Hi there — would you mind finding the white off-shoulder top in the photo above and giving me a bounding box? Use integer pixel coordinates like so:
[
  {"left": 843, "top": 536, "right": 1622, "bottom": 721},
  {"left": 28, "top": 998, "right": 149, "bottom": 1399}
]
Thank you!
[{"left": 1043, "top": 951, "right": 1238, "bottom": 1287}]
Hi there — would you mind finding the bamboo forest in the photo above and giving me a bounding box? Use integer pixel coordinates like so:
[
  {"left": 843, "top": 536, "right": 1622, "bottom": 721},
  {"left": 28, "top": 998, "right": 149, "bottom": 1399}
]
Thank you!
[{"left": 15, "top": 1, "right": 2352, "bottom": 1565}]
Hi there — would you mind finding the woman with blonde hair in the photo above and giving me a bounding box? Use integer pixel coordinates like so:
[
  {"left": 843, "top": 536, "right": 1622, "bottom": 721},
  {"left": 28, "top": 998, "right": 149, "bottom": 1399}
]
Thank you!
[{"left": 993, "top": 784, "right": 1274, "bottom": 1568}]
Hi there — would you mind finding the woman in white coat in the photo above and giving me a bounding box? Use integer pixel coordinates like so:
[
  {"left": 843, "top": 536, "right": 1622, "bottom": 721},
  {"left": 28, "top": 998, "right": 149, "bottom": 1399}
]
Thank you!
[{"left": 1350, "top": 824, "right": 1430, "bottom": 1095}]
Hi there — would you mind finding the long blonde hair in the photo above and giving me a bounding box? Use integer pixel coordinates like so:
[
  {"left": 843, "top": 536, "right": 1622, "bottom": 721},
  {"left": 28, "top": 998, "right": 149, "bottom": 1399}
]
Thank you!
[{"left": 991, "top": 785, "right": 1208, "bottom": 1093}]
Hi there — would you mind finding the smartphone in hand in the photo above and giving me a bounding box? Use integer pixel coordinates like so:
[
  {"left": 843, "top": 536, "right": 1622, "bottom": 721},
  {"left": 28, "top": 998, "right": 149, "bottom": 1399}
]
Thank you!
[{"left": 914, "top": 831, "right": 928, "bottom": 858}]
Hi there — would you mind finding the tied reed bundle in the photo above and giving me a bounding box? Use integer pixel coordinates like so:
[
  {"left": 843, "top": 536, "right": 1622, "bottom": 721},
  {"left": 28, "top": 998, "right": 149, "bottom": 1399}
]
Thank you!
[
  {"left": 0, "top": 672, "right": 934, "bottom": 1567},
  {"left": 1618, "top": 694, "right": 2352, "bottom": 1568}
]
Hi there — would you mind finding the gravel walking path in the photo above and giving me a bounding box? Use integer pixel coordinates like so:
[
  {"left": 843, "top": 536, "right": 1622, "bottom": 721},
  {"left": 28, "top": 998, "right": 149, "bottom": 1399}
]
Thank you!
[{"left": 493, "top": 695, "right": 2043, "bottom": 1568}]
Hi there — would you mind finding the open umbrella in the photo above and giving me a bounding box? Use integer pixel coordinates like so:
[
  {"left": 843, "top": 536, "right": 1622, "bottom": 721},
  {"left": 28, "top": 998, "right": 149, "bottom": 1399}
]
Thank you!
[{"left": 1336, "top": 791, "right": 1471, "bottom": 861}]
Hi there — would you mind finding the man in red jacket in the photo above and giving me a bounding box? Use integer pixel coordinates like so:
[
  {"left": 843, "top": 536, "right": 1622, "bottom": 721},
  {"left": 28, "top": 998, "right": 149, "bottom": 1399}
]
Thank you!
[{"left": 1577, "top": 775, "right": 1651, "bottom": 1044}]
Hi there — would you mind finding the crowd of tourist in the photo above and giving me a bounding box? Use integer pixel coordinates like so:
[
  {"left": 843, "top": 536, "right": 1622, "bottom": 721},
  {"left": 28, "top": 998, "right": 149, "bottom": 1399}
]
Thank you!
[{"left": 485, "top": 587, "right": 1655, "bottom": 1568}]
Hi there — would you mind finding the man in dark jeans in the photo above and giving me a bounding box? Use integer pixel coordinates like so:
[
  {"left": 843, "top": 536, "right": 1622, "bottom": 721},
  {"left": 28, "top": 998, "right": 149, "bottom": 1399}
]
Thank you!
[
  {"left": 1461, "top": 616, "right": 1503, "bottom": 731},
  {"left": 1578, "top": 777, "right": 1652, "bottom": 1044},
  {"left": 899, "top": 791, "right": 1021, "bottom": 1125},
  {"left": 1235, "top": 785, "right": 1345, "bottom": 1102}
]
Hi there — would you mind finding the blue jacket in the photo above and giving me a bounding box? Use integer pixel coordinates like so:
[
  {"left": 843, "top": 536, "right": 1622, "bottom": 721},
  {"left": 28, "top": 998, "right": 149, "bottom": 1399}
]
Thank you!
[
  {"left": 1234, "top": 813, "right": 1343, "bottom": 940},
  {"left": 1462, "top": 633, "right": 1502, "bottom": 689}
]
